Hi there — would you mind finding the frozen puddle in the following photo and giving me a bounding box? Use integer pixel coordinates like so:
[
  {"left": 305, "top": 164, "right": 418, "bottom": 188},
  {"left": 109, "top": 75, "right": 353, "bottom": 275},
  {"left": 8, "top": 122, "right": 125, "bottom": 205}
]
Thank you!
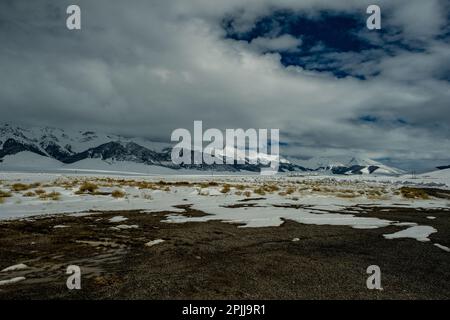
[{"left": 383, "top": 226, "right": 437, "bottom": 242}]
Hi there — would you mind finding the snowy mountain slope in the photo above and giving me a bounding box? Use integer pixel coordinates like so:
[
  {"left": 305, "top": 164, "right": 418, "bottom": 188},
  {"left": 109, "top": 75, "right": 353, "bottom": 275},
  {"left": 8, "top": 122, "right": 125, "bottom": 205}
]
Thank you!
[
  {"left": 0, "top": 123, "right": 303, "bottom": 173},
  {"left": 0, "top": 124, "right": 403, "bottom": 175},
  {"left": 420, "top": 168, "right": 450, "bottom": 179},
  {"left": 0, "top": 124, "right": 171, "bottom": 156},
  {"left": 0, "top": 151, "right": 63, "bottom": 170},
  {"left": 287, "top": 155, "right": 404, "bottom": 175}
]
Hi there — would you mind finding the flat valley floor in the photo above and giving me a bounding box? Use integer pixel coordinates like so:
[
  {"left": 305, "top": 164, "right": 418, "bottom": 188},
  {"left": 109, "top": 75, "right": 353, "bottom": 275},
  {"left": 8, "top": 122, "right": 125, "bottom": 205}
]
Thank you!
[
  {"left": 0, "top": 173, "right": 449, "bottom": 299},
  {"left": 0, "top": 205, "right": 449, "bottom": 299}
]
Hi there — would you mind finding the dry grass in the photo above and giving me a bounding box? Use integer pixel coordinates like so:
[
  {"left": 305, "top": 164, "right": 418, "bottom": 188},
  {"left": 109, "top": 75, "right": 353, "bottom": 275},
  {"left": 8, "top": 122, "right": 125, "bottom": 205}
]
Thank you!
[
  {"left": 23, "top": 191, "right": 36, "bottom": 197},
  {"left": 263, "top": 184, "right": 279, "bottom": 193},
  {"left": 76, "top": 182, "right": 99, "bottom": 194},
  {"left": 39, "top": 191, "right": 61, "bottom": 201},
  {"left": 34, "top": 189, "right": 46, "bottom": 195},
  {"left": 135, "top": 181, "right": 158, "bottom": 190},
  {"left": 111, "top": 190, "right": 126, "bottom": 198},
  {"left": 253, "top": 187, "right": 266, "bottom": 196},
  {"left": 285, "top": 187, "right": 296, "bottom": 195},
  {"left": 336, "top": 193, "right": 358, "bottom": 199},
  {"left": 220, "top": 184, "right": 231, "bottom": 194},
  {"left": 199, "top": 181, "right": 219, "bottom": 188},
  {"left": 13, "top": 182, "right": 41, "bottom": 191},
  {"left": 400, "top": 187, "right": 430, "bottom": 199},
  {"left": 0, "top": 190, "right": 12, "bottom": 198},
  {"left": 11, "top": 183, "right": 31, "bottom": 192},
  {"left": 172, "top": 181, "right": 191, "bottom": 186}
]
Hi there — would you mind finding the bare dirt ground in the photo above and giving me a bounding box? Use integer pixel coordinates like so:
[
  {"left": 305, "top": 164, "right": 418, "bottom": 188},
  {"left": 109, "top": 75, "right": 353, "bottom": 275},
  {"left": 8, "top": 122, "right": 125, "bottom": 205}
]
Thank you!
[{"left": 0, "top": 205, "right": 449, "bottom": 300}]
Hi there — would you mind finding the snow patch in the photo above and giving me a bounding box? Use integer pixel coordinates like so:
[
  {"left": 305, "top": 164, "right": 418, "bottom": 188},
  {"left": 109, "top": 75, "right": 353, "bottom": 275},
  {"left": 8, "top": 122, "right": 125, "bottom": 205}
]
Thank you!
[
  {"left": 383, "top": 226, "right": 437, "bottom": 242},
  {"left": 145, "top": 239, "right": 165, "bottom": 247},
  {"left": 1, "top": 263, "right": 28, "bottom": 272},
  {"left": 111, "top": 224, "right": 138, "bottom": 230},
  {"left": 434, "top": 243, "right": 450, "bottom": 252},
  {"left": 109, "top": 216, "right": 128, "bottom": 223},
  {"left": 0, "top": 277, "right": 26, "bottom": 286}
]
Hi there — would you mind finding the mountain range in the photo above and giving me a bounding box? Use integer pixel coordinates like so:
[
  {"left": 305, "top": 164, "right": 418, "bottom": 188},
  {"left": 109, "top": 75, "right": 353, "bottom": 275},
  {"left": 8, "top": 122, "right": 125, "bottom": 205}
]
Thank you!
[{"left": 0, "top": 124, "right": 404, "bottom": 175}]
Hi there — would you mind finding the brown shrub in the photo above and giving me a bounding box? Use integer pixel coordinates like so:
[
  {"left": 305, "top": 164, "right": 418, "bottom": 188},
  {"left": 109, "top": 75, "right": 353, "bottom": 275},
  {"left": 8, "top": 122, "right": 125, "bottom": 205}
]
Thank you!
[
  {"left": 285, "top": 187, "right": 296, "bottom": 195},
  {"left": 400, "top": 187, "right": 429, "bottom": 199},
  {"left": 0, "top": 190, "right": 12, "bottom": 198},
  {"left": 78, "top": 182, "right": 99, "bottom": 194},
  {"left": 253, "top": 187, "right": 266, "bottom": 196},
  {"left": 39, "top": 191, "right": 61, "bottom": 201},
  {"left": 11, "top": 183, "right": 31, "bottom": 192},
  {"left": 111, "top": 190, "right": 126, "bottom": 198},
  {"left": 220, "top": 184, "right": 231, "bottom": 193}
]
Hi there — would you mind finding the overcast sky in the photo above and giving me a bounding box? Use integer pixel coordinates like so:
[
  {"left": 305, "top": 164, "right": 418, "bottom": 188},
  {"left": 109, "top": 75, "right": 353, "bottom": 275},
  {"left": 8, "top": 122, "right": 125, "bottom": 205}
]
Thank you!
[{"left": 0, "top": 0, "right": 449, "bottom": 171}]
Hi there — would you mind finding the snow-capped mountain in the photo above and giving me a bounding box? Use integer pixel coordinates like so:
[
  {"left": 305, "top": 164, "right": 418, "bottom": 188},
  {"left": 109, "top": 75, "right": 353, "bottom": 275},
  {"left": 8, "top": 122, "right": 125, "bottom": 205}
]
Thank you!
[
  {"left": 0, "top": 124, "right": 402, "bottom": 175},
  {"left": 287, "top": 155, "right": 404, "bottom": 175}
]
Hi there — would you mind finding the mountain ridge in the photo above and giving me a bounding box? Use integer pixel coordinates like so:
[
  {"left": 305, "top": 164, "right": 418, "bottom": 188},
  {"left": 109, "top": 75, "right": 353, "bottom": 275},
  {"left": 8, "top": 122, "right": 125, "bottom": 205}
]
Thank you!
[{"left": 0, "top": 124, "right": 403, "bottom": 175}]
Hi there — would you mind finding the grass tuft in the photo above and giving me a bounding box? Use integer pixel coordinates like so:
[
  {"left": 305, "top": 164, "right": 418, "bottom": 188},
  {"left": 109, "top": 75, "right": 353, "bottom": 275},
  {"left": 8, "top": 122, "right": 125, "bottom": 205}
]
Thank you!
[
  {"left": 220, "top": 184, "right": 231, "bottom": 194},
  {"left": 77, "top": 182, "right": 99, "bottom": 194},
  {"left": 111, "top": 190, "right": 126, "bottom": 198},
  {"left": 400, "top": 187, "right": 429, "bottom": 199},
  {"left": 0, "top": 190, "right": 12, "bottom": 198}
]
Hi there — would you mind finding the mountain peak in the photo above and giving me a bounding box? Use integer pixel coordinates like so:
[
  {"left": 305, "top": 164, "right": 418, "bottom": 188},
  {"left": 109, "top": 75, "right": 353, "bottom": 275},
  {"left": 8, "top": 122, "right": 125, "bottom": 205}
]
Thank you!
[{"left": 0, "top": 123, "right": 403, "bottom": 175}]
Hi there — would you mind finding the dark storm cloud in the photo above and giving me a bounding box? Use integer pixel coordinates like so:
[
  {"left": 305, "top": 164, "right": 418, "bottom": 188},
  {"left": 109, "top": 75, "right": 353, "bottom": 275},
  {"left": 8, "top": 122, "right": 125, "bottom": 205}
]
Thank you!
[{"left": 0, "top": 0, "right": 449, "bottom": 169}]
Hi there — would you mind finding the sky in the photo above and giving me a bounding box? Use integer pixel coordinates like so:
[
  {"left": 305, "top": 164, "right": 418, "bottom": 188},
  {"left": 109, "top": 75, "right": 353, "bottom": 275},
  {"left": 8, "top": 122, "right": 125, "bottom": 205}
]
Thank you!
[{"left": 0, "top": 0, "right": 449, "bottom": 171}]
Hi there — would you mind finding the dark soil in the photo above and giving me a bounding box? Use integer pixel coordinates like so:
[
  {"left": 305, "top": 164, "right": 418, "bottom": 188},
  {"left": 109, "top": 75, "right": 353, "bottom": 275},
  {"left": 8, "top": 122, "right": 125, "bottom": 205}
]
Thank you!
[{"left": 0, "top": 205, "right": 449, "bottom": 300}]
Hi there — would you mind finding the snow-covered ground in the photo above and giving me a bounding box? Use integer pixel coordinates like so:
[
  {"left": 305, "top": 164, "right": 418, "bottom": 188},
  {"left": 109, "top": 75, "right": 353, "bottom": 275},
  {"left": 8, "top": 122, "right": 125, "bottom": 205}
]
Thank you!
[{"left": 0, "top": 171, "right": 449, "bottom": 248}]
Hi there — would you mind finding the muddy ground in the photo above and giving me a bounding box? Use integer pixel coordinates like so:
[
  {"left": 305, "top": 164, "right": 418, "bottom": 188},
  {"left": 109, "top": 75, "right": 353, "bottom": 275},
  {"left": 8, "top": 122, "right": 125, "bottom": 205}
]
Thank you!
[{"left": 0, "top": 204, "right": 449, "bottom": 300}]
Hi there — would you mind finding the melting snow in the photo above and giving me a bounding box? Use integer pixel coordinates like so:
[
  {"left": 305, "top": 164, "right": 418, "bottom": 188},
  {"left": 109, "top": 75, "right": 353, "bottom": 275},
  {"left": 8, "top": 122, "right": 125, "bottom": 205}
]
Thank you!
[
  {"left": 111, "top": 224, "right": 139, "bottom": 230},
  {"left": 0, "top": 277, "right": 26, "bottom": 286},
  {"left": 0, "top": 172, "right": 448, "bottom": 246},
  {"left": 383, "top": 226, "right": 437, "bottom": 242},
  {"left": 145, "top": 239, "right": 165, "bottom": 247},
  {"left": 1, "top": 263, "right": 28, "bottom": 272},
  {"left": 434, "top": 243, "right": 450, "bottom": 252},
  {"left": 109, "top": 216, "right": 128, "bottom": 223}
]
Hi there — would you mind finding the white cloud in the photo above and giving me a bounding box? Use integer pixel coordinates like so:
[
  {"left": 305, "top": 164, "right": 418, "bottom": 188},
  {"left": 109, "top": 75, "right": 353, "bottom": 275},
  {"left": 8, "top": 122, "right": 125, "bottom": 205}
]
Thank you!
[{"left": 0, "top": 0, "right": 449, "bottom": 170}]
